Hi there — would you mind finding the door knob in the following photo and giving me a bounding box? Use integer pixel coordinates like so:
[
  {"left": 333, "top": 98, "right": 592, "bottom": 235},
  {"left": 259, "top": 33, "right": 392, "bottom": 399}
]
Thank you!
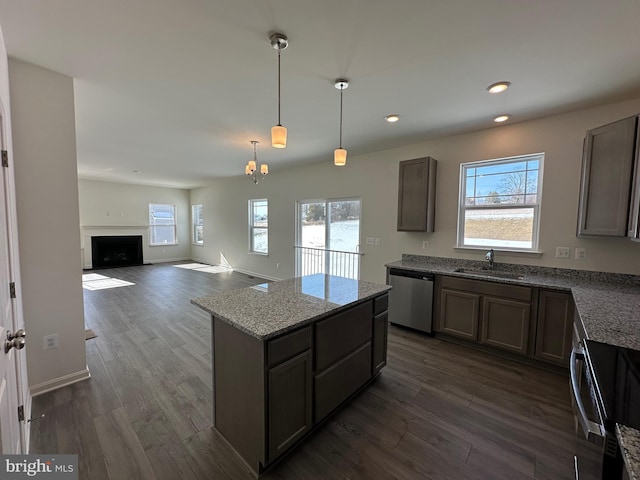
[
  {"left": 5, "top": 329, "right": 26, "bottom": 353},
  {"left": 7, "top": 329, "right": 26, "bottom": 341},
  {"left": 5, "top": 337, "right": 25, "bottom": 354}
]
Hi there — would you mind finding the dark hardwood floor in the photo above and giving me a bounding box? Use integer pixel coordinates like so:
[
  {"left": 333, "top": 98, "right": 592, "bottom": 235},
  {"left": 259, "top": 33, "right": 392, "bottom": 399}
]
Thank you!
[{"left": 30, "top": 263, "right": 576, "bottom": 479}]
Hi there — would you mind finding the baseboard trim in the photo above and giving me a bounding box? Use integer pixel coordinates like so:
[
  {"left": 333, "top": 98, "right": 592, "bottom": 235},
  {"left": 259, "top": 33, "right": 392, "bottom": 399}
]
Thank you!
[
  {"left": 30, "top": 366, "right": 92, "bottom": 397},
  {"left": 232, "top": 267, "right": 280, "bottom": 282}
]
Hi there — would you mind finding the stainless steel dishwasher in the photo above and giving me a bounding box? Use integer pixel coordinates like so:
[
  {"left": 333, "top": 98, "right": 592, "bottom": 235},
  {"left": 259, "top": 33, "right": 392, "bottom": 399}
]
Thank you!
[{"left": 388, "top": 268, "right": 434, "bottom": 334}]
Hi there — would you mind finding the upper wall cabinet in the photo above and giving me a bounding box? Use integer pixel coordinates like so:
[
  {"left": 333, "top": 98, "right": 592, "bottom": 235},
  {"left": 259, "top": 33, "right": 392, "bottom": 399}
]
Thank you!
[
  {"left": 577, "top": 115, "right": 639, "bottom": 237},
  {"left": 397, "top": 157, "right": 437, "bottom": 232}
]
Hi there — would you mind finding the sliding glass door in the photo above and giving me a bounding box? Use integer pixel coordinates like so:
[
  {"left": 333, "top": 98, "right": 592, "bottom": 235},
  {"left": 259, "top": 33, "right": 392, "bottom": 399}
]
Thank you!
[{"left": 295, "top": 198, "right": 361, "bottom": 279}]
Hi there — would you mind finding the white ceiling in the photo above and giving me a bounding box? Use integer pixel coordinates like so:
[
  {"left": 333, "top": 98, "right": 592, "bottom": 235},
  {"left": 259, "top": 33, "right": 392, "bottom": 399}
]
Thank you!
[{"left": 1, "top": 0, "right": 640, "bottom": 189}]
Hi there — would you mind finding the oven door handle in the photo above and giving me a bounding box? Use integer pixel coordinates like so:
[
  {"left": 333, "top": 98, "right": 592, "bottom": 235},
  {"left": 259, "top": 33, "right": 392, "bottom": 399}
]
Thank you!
[{"left": 570, "top": 345, "right": 605, "bottom": 445}]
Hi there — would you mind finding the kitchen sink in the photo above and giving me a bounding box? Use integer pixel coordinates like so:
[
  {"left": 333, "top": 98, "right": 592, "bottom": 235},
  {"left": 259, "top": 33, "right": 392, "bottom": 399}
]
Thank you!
[{"left": 453, "top": 268, "right": 524, "bottom": 280}]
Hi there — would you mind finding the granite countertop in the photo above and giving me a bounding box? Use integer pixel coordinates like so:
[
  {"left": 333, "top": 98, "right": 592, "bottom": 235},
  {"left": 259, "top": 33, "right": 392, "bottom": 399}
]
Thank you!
[
  {"left": 387, "top": 255, "right": 640, "bottom": 479},
  {"left": 191, "top": 273, "right": 391, "bottom": 341}
]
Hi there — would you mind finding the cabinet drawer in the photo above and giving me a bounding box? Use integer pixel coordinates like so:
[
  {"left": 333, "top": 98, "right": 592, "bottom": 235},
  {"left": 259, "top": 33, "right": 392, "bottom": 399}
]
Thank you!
[
  {"left": 268, "top": 326, "right": 312, "bottom": 368},
  {"left": 373, "top": 293, "right": 389, "bottom": 316},
  {"left": 315, "top": 301, "right": 372, "bottom": 372},
  {"left": 442, "top": 276, "right": 531, "bottom": 301},
  {"left": 314, "top": 342, "right": 372, "bottom": 422}
]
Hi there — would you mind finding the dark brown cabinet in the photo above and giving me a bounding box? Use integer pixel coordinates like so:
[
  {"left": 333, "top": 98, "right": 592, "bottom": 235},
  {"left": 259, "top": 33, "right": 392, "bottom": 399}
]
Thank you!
[
  {"left": 397, "top": 156, "right": 437, "bottom": 232},
  {"left": 267, "top": 349, "right": 312, "bottom": 463},
  {"left": 436, "top": 276, "right": 533, "bottom": 355},
  {"left": 577, "top": 115, "right": 639, "bottom": 237},
  {"left": 534, "top": 290, "right": 573, "bottom": 366},
  {"left": 439, "top": 288, "right": 480, "bottom": 340},
  {"left": 481, "top": 296, "right": 531, "bottom": 355},
  {"left": 435, "top": 275, "right": 577, "bottom": 367}
]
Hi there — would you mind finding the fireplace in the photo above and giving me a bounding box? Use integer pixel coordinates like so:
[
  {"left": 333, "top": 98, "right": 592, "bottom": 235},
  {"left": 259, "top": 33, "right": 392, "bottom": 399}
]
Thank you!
[{"left": 91, "top": 235, "right": 143, "bottom": 269}]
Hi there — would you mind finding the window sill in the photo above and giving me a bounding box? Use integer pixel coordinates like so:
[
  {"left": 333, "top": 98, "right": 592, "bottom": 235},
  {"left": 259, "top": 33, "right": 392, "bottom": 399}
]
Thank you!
[
  {"left": 192, "top": 243, "right": 204, "bottom": 247},
  {"left": 249, "top": 251, "right": 269, "bottom": 256},
  {"left": 149, "top": 243, "right": 178, "bottom": 247},
  {"left": 454, "top": 246, "right": 542, "bottom": 258}
]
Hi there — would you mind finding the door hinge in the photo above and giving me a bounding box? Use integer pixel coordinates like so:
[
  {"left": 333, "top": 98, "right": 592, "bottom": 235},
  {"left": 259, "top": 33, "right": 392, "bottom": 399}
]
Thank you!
[
  {"left": 18, "top": 405, "right": 24, "bottom": 422},
  {"left": 1, "top": 150, "right": 8, "bottom": 167},
  {"left": 9, "top": 282, "right": 16, "bottom": 299}
]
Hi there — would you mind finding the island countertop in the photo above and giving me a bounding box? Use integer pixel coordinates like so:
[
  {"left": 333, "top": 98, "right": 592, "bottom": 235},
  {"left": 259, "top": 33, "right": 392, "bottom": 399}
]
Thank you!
[{"left": 191, "top": 273, "right": 392, "bottom": 340}]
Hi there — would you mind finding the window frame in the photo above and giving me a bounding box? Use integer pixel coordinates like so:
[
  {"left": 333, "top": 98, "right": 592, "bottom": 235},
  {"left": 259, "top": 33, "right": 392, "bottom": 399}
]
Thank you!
[
  {"left": 456, "top": 153, "right": 544, "bottom": 252},
  {"left": 192, "top": 204, "right": 203, "bottom": 245},
  {"left": 148, "top": 203, "right": 178, "bottom": 246},
  {"left": 249, "top": 198, "right": 268, "bottom": 255}
]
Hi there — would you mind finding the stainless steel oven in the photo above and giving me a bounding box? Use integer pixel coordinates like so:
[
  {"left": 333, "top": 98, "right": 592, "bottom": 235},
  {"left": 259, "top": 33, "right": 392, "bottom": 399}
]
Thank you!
[{"left": 569, "top": 344, "right": 622, "bottom": 479}]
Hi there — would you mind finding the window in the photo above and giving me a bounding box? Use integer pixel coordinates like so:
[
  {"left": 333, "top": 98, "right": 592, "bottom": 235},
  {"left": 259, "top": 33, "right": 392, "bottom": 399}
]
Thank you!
[
  {"left": 249, "top": 199, "right": 268, "bottom": 254},
  {"left": 458, "top": 153, "right": 544, "bottom": 251},
  {"left": 149, "top": 203, "right": 177, "bottom": 245},
  {"left": 192, "top": 204, "right": 203, "bottom": 245}
]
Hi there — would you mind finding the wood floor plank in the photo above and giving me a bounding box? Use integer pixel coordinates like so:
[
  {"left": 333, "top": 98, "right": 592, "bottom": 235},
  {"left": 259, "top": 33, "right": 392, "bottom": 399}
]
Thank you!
[{"left": 94, "top": 407, "right": 156, "bottom": 480}]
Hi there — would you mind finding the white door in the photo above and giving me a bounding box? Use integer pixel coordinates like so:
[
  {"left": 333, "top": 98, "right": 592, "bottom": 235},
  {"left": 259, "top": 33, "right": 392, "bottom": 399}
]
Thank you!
[{"left": 0, "top": 106, "right": 27, "bottom": 453}]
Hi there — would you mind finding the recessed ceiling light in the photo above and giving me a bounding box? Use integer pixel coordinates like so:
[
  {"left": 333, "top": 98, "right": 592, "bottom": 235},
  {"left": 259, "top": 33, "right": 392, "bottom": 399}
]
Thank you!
[
  {"left": 384, "top": 114, "right": 400, "bottom": 123},
  {"left": 494, "top": 114, "right": 511, "bottom": 123},
  {"left": 487, "top": 82, "right": 511, "bottom": 94},
  {"left": 133, "top": 170, "right": 141, "bottom": 173}
]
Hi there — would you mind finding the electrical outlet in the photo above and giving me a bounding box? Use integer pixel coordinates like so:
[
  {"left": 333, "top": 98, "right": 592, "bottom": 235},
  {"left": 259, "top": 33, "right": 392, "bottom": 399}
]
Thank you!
[
  {"left": 575, "top": 248, "right": 587, "bottom": 260},
  {"left": 366, "top": 237, "right": 375, "bottom": 245},
  {"left": 555, "top": 247, "right": 570, "bottom": 259},
  {"left": 43, "top": 334, "right": 59, "bottom": 350},
  {"left": 422, "top": 241, "right": 429, "bottom": 249}
]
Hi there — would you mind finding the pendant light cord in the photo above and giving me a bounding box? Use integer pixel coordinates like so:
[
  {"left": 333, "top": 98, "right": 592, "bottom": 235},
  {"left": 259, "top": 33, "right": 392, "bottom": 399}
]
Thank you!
[
  {"left": 339, "top": 87, "right": 343, "bottom": 148},
  {"left": 277, "top": 49, "right": 281, "bottom": 126}
]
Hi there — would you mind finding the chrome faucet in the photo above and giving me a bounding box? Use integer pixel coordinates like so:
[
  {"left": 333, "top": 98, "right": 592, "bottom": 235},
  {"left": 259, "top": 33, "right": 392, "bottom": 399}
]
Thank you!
[{"left": 485, "top": 249, "right": 495, "bottom": 270}]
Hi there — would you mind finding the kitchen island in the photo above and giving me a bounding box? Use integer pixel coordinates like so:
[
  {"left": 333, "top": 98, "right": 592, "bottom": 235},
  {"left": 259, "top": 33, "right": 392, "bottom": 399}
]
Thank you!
[{"left": 191, "top": 273, "right": 391, "bottom": 476}]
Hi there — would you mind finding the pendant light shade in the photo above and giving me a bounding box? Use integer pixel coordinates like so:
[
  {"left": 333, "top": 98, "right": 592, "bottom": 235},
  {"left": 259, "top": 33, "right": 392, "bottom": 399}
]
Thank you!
[
  {"left": 271, "top": 124, "right": 287, "bottom": 149},
  {"left": 334, "top": 79, "right": 349, "bottom": 166},
  {"left": 270, "top": 33, "right": 288, "bottom": 148},
  {"left": 334, "top": 148, "right": 347, "bottom": 166}
]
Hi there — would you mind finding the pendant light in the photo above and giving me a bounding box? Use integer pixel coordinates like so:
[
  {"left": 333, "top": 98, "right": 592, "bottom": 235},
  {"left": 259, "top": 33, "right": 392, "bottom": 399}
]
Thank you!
[
  {"left": 270, "top": 33, "right": 288, "bottom": 148},
  {"left": 334, "top": 79, "right": 349, "bottom": 166},
  {"left": 245, "top": 140, "right": 268, "bottom": 184}
]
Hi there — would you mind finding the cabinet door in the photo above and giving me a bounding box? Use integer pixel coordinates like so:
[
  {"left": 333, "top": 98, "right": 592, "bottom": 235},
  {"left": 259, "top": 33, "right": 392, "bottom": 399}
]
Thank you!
[
  {"left": 397, "top": 157, "right": 437, "bottom": 232},
  {"left": 534, "top": 290, "right": 572, "bottom": 366},
  {"left": 439, "top": 288, "right": 480, "bottom": 340},
  {"left": 373, "top": 311, "right": 388, "bottom": 373},
  {"left": 267, "top": 350, "right": 313, "bottom": 463},
  {"left": 577, "top": 116, "right": 637, "bottom": 236},
  {"left": 480, "top": 296, "right": 531, "bottom": 355}
]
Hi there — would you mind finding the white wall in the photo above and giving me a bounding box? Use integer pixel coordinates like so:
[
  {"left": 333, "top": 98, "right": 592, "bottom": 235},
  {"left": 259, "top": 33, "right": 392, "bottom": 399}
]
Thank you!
[
  {"left": 191, "top": 98, "right": 640, "bottom": 284},
  {"left": 78, "top": 179, "right": 191, "bottom": 266},
  {"left": 9, "top": 59, "right": 88, "bottom": 394}
]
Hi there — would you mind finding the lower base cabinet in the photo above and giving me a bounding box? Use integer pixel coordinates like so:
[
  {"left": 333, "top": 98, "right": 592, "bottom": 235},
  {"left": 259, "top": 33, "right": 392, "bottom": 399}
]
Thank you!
[
  {"left": 435, "top": 275, "right": 574, "bottom": 367},
  {"left": 481, "top": 296, "right": 531, "bottom": 355},
  {"left": 534, "top": 290, "right": 573, "bottom": 365},
  {"left": 267, "top": 350, "right": 313, "bottom": 463},
  {"left": 437, "top": 276, "right": 532, "bottom": 354}
]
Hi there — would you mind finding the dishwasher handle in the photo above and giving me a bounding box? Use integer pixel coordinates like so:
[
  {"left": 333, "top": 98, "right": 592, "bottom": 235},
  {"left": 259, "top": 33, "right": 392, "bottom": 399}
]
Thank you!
[{"left": 389, "top": 268, "right": 434, "bottom": 281}]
